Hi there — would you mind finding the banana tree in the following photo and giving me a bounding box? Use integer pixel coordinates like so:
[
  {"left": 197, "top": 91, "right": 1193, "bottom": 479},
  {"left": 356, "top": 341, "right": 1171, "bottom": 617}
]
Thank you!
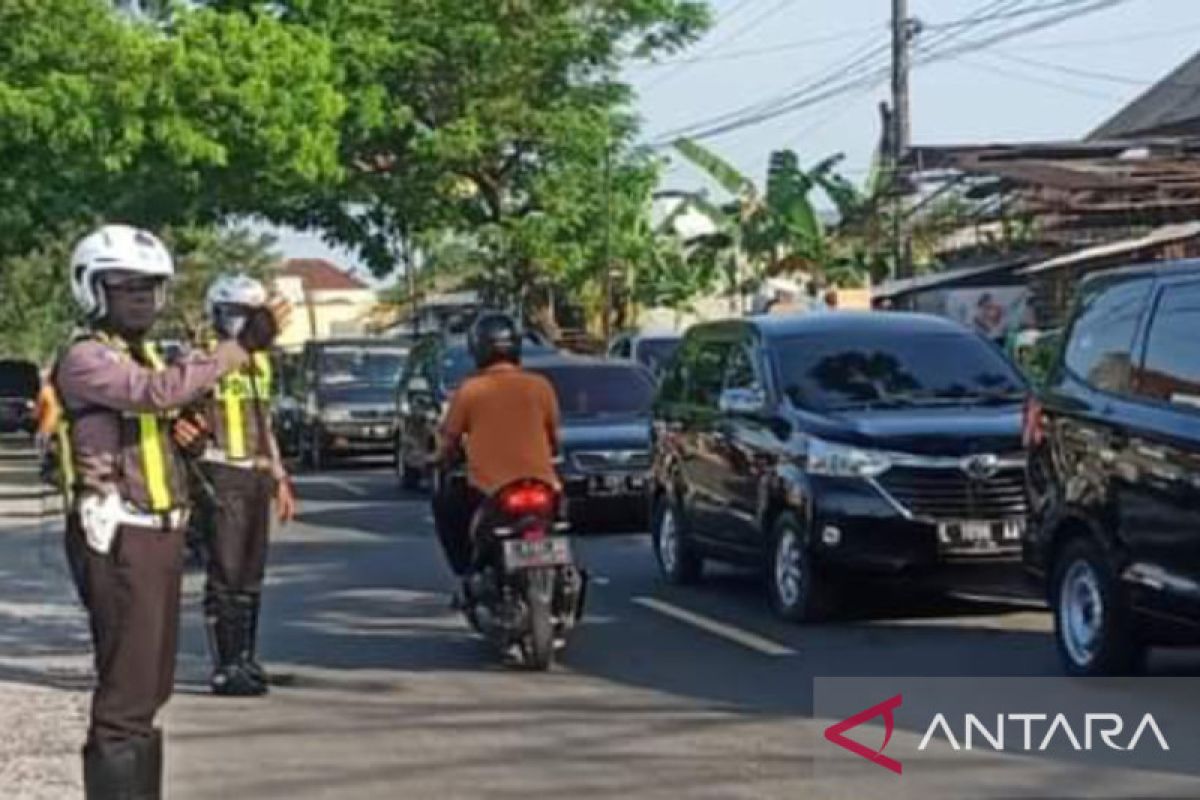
[{"left": 670, "top": 138, "right": 872, "bottom": 303}]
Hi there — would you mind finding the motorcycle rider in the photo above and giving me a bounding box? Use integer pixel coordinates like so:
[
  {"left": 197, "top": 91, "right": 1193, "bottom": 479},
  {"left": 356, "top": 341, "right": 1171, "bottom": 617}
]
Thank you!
[
  {"left": 53, "top": 225, "right": 286, "bottom": 799},
  {"left": 433, "top": 312, "right": 560, "bottom": 577},
  {"left": 175, "top": 274, "right": 296, "bottom": 697}
]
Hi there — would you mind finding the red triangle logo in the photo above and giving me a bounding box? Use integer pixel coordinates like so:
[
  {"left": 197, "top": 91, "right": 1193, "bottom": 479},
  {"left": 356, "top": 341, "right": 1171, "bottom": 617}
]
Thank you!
[{"left": 823, "top": 694, "right": 904, "bottom": 775}]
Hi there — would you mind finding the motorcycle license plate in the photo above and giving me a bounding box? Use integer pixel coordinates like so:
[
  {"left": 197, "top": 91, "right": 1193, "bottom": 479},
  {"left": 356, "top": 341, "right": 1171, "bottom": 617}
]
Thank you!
[{"left": 503, "top": 538, "right": 572, "bottom": 571}]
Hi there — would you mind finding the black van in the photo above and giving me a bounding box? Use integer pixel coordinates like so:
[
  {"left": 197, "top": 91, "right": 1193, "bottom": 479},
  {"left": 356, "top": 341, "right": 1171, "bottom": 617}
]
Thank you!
[
  {"left": 650, "top": 313, "right": 1030, "bottom": 621},
  {"left": 1026, "top": 261, "right": 1200, "bottom": 675},
  {"left": 0, "top": 359, "right": 40, "bottom": 435}
]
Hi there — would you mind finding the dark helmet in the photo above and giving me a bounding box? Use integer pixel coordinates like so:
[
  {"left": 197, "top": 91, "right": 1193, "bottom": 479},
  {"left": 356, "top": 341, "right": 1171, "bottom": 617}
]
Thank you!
[{"left": 469, "top": 311, "right": 522, "bottom": 368}]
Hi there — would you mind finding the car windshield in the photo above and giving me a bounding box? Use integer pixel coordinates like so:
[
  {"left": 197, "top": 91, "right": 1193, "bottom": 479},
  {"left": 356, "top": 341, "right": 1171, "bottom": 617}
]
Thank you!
[
  {"left": 774, "top": 332, "right": 1025, "bottom": 411},
  {"left": 636, "top": 338, "right": 681, "bottom": 374},
  {"left": 443, "top": 343, "right": 559, "bottom": 389},
  {"left": 534, "top": 364, "right": 655, "bottom": 418},
  {"left": 319, "top": 347, "right": 407, "bottom": 387}
]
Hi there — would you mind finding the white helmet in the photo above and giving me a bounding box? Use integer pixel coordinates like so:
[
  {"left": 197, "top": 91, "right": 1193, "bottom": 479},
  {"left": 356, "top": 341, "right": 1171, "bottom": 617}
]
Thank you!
[
  {"left": 70, "top": 225, "right": 174, "bottom": 318},
  {"left": 205, "top": 273, "right": 268, "bottom": 320}
]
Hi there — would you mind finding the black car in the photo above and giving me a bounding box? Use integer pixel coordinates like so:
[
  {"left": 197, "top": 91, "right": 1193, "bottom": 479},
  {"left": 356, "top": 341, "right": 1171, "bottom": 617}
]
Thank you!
[
  {"left": 650, "top": 313, "right": 1030, "bottom": 621},
  {"left": 1026, "top": 261, "right": 1200, "bottom": 676},
  {"left": 526, "top": 355, "right": 656, "bottom": 533},
  {"left": 0, "top": 359, "right": 39, "bottom": 435},
  {"left": 294, "top": 339, "right": 410, "bottom": 468},
  {"left": 394, "top": 332, "right": 555, "bottom": 489}
]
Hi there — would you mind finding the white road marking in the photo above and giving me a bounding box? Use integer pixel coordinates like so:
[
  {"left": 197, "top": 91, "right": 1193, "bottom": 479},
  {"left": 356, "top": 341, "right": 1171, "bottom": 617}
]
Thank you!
[
  {"left": 632, "top": 597, "right": 796, "bottom": 657},
  {"left": 324, "top": 476, "right": 369, "bottom": 497}
]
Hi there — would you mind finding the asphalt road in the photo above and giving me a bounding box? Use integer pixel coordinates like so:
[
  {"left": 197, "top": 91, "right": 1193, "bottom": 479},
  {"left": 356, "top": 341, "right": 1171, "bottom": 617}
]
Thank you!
[
  {"left": 4, "top": 441, "right": 1200, "bottom": 799},
  {"left": 154, "top": 461, "right": 1200, "bottom": 799}
]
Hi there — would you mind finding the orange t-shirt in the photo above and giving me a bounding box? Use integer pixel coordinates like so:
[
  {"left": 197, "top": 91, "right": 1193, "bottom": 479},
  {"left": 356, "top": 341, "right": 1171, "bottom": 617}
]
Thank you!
[
  {"left": 35, "top": 383, "right": 61, "bottom": 437},
  {"left": 441, "top": 363, "right": 560, "bottom": 493}
]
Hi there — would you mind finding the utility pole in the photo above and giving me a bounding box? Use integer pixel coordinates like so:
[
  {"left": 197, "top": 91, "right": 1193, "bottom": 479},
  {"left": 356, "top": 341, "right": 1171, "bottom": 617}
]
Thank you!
[{"left": 891, "top": 0, "right": 914, "bottom": 281}]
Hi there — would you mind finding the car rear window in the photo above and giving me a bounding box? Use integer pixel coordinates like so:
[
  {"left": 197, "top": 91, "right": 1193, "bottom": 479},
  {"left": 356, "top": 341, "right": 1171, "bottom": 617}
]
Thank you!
[
  {"left": 635, "top": 338, "right": 680, "bottom": 373},
  {"left": 0, "top": 360, "right": 39, "bottom": 399},
  {"left": 774, "top": 332, "right": 1025, "bottom": 411},
  {"left": 533, "top": 364, "right": 655, "bottom": 418}
]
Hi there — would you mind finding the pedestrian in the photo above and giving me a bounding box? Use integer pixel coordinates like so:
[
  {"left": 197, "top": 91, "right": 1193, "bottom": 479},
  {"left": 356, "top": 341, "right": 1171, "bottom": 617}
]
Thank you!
[
  {"left": 52, "top": 225, "right": 287, "bottom": 799},
  {"left": 176, "top": 273, "right": 296, "bottom": 697},
  {"left": 823, "top": 288, "right": 839, "bottom": 310}
]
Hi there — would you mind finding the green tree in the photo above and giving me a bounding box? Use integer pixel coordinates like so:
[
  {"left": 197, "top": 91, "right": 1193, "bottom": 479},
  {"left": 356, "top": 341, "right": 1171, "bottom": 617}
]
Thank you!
[{"left": 0, "top": 0, "right": 345, "bottom": 259}]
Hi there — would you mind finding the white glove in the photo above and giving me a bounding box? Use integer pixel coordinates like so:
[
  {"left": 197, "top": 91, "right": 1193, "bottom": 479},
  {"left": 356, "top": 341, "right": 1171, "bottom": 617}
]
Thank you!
[{"left": 78, "top": 492, "right": 122, "bottom": 555}]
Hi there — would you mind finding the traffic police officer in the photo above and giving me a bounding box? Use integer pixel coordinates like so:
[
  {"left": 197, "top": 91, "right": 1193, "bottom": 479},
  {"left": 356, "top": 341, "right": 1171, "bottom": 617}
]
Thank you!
[
  {"left": 54, "top": 225, "right": 285, "bottom": 799},
  {"left": 187, "top": 273, "right": 296, "bottom": 696}
]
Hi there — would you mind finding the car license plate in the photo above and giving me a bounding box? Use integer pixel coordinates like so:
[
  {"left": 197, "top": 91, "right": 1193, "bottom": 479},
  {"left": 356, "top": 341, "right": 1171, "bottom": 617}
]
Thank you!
[
  {"left": 938, "top": 520, "right": 1023, "bottom": 552},
  {"left": 503, "top": 538, "right": 573, "bottom": 571},
  {"left": 591, "top": 473, "right": 642, "bottom": 496}
]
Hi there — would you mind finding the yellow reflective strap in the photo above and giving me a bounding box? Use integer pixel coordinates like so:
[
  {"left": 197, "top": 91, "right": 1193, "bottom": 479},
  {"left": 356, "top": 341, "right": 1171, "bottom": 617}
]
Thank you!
[
  {"left": 139, "top": 342, "right": 172, "bottom": 512},
  {"left": 57, "top": 420, "right": 75, "bottom": 503},
  {"left": 225, "top": 375, "right": 247, "bottom": 459}
]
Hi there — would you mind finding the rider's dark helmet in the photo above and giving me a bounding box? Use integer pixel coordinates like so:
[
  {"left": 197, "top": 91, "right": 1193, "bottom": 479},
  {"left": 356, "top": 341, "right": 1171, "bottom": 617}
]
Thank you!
[{"left": 469, "top": 311, "right": 522, "bottom": 368}]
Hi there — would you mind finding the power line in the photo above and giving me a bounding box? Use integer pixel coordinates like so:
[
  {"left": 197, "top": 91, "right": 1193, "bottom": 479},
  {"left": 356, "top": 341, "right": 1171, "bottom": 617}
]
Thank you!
[
  {"left": 643, "top": 0, "right": 795, "bottom": 90},
  {"left": 988, "top": 50, "right": 1197, "bottom": 88},
  {"left": 635, "top": 25, "right": 881, "bottom": 69},
  {"left": 956, "top": 55, "right": 1125, "bottom": 100},
  {"left": 646, "top": 0, "right": 1130, "bottom": 145},
  {"left": 1007, "top": 19, "right": 1200, "bottom": 50}
]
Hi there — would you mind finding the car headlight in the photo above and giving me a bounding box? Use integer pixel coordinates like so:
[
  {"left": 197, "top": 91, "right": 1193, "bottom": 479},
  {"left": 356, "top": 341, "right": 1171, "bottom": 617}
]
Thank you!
[
  {"left": 321, "top": 407, "right": 352, "bottom": 423},
  {"left": 805, "top": 437, "right": 892, "bottom": 479}
]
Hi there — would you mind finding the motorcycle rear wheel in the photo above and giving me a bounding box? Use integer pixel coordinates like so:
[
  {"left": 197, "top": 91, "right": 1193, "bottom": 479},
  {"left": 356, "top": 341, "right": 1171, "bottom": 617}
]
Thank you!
[{"left": 521, "top": 570, "right": 555, "bottom": 671}]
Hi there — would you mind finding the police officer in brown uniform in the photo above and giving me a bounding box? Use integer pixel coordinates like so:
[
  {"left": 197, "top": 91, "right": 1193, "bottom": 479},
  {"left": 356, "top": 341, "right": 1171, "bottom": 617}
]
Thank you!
[
  {"left": 53, "top": 225, "right": 286, "bottom": 799},
  {"left": 188, "top": 273, "right": 296, "bottom": 696}
]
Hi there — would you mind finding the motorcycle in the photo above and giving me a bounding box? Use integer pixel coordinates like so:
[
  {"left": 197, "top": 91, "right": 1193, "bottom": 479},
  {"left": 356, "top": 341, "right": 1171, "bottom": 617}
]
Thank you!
[{"left": 446, "top": 472, "right": 587, "bottom": 670}]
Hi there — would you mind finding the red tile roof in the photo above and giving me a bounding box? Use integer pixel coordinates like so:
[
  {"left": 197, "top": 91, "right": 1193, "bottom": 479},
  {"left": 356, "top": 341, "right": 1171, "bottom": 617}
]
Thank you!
[{"left": 279, "top": 259, "right": 370, "bottom": 291}]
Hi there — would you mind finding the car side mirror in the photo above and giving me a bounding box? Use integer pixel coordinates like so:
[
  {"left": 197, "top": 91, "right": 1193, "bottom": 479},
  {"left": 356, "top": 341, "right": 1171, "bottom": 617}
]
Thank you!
[{"left": 719, "top": 387, "right": 767, "bottom": 416}]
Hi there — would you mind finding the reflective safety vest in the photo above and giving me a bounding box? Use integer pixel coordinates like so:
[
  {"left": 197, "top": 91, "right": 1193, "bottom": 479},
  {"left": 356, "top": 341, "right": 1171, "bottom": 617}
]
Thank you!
[
  {"left": 209, "top": 350, "right": 272, "bottom": 461},
  {"left": 55, "top": 334, "right": 184, "bottom": 514}
]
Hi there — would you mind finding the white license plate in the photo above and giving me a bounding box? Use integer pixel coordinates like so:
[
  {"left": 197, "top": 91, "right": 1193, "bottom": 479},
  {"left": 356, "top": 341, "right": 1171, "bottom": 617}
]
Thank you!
[
  {"left": 938, "top": 521, "right": 1023, "bottom": 551},
  {"left": 591, "top": 473, "right": 644, "bottom": 496},
  {"left": 503, "top": 538, "right": 573, "bottom": 571}
]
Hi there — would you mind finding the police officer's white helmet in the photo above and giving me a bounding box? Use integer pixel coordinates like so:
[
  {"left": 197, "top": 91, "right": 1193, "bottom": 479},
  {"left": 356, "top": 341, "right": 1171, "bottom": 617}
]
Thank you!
[
  {"left": 205, "top": 273, "right": 268, "bottom": 320},
  {"left": 70, "top": 225, "right": 174, "bottom": 318}
]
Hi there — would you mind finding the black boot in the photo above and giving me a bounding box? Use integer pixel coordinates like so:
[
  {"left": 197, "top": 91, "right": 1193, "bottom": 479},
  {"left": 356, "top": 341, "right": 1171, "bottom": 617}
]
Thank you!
[
  {"left": 83, "top": 734, "right": 162, "bottom": 800},
  {"left": 236, "top": 593, "right": 269, "bottom": 691},
  {"left": 207, "top": 593, "right": 264, "bottom": 697}
]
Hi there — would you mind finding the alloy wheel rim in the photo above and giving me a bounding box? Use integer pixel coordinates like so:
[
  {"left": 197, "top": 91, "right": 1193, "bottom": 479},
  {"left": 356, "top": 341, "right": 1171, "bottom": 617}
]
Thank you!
[
  {"left": 775, "top": 529, "right": 803, "bottom": 608},
  {"left": 1060, "top": 559, "right": 1103, "bottom": 667},
  {"left": 659, "top": 507, "right": 679, "bottom": 575}
]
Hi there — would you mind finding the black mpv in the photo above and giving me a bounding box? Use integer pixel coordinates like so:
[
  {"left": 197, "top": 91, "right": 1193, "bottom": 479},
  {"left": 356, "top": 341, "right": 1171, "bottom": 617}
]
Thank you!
[
  {"left": 650, "top": 312, "right": 1029, "bottom": 621},
  {"left": 1026, "top": 261, "right": 1200, "bottom": 675}
]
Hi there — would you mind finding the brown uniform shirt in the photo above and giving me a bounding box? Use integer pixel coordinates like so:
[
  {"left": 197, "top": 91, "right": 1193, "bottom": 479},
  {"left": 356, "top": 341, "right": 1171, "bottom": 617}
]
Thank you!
[
  {"left": 441, "top": 363, "right": 560, "bottom": 493},
  {"left": 56, "top": 336, "right": 247, "bottom": 499}
]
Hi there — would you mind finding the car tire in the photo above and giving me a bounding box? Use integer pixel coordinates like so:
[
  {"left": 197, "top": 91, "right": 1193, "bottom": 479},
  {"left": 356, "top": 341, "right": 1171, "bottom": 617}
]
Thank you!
[
  {"left": 652, "top": 497, "right": 703, "bottom": 585},
  {"left": 766, "top": 512, "right": 833, "bottom": 623},
  {"left": 1051, "top": 537, "right": 1146, "bottom": 676}
]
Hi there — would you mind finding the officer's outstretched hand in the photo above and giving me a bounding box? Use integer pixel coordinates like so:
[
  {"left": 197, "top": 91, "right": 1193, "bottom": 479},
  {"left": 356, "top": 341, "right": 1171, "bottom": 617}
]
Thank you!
[
  {"left": 238, "top": 296, "right": 292, "bottom": 352},
  {"left": 275, "top": 477, "right": 297, "bottom": 524}
]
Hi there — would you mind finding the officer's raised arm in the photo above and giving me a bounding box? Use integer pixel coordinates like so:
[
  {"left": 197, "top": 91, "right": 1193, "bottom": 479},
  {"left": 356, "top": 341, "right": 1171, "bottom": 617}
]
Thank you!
[{"left": 56, "top": 338, "right": 248, "bottom": 415}]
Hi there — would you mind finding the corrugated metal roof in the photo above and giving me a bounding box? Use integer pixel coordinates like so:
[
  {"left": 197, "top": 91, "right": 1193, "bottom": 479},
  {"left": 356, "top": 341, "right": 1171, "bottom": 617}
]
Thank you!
[
  {"left": 1019, "top": 222, "right": 1200, "bottom": 276},
  {"left": 1091, "top": 50, "right": 1200, "bottom": 140},
  {"left": 873, "top": 256, "right": 1033, "bottom": 300}
]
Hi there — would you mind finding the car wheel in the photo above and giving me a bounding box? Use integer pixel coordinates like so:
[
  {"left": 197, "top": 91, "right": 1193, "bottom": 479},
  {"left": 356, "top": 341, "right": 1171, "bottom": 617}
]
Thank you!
[
  {"left": 767, "top": 513, "right": 832, "bottom": 623},
  {"left": 1052, "top": 537, "right": 1145, "bottom": 676},
  {"left": 396, "top": 433, "right": 422, "bottom": 490},
  {"left": 652, "top": 498, "right": 702, "bottom": 585}
]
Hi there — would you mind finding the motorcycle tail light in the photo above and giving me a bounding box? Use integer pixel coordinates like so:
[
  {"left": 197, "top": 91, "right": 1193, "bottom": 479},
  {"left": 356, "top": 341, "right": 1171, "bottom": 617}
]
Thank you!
[{"left": 499, "top": 483, "right": 555, "bottom": 518}]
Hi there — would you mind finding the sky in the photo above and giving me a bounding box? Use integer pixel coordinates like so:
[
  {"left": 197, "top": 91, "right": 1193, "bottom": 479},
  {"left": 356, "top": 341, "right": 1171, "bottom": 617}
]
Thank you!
[
  {"left": 266, "top": 0, "right": 1200, "bottom": 271},
  {"left": 632, "top": 0, "right": 1200, "bottom": 194}
]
